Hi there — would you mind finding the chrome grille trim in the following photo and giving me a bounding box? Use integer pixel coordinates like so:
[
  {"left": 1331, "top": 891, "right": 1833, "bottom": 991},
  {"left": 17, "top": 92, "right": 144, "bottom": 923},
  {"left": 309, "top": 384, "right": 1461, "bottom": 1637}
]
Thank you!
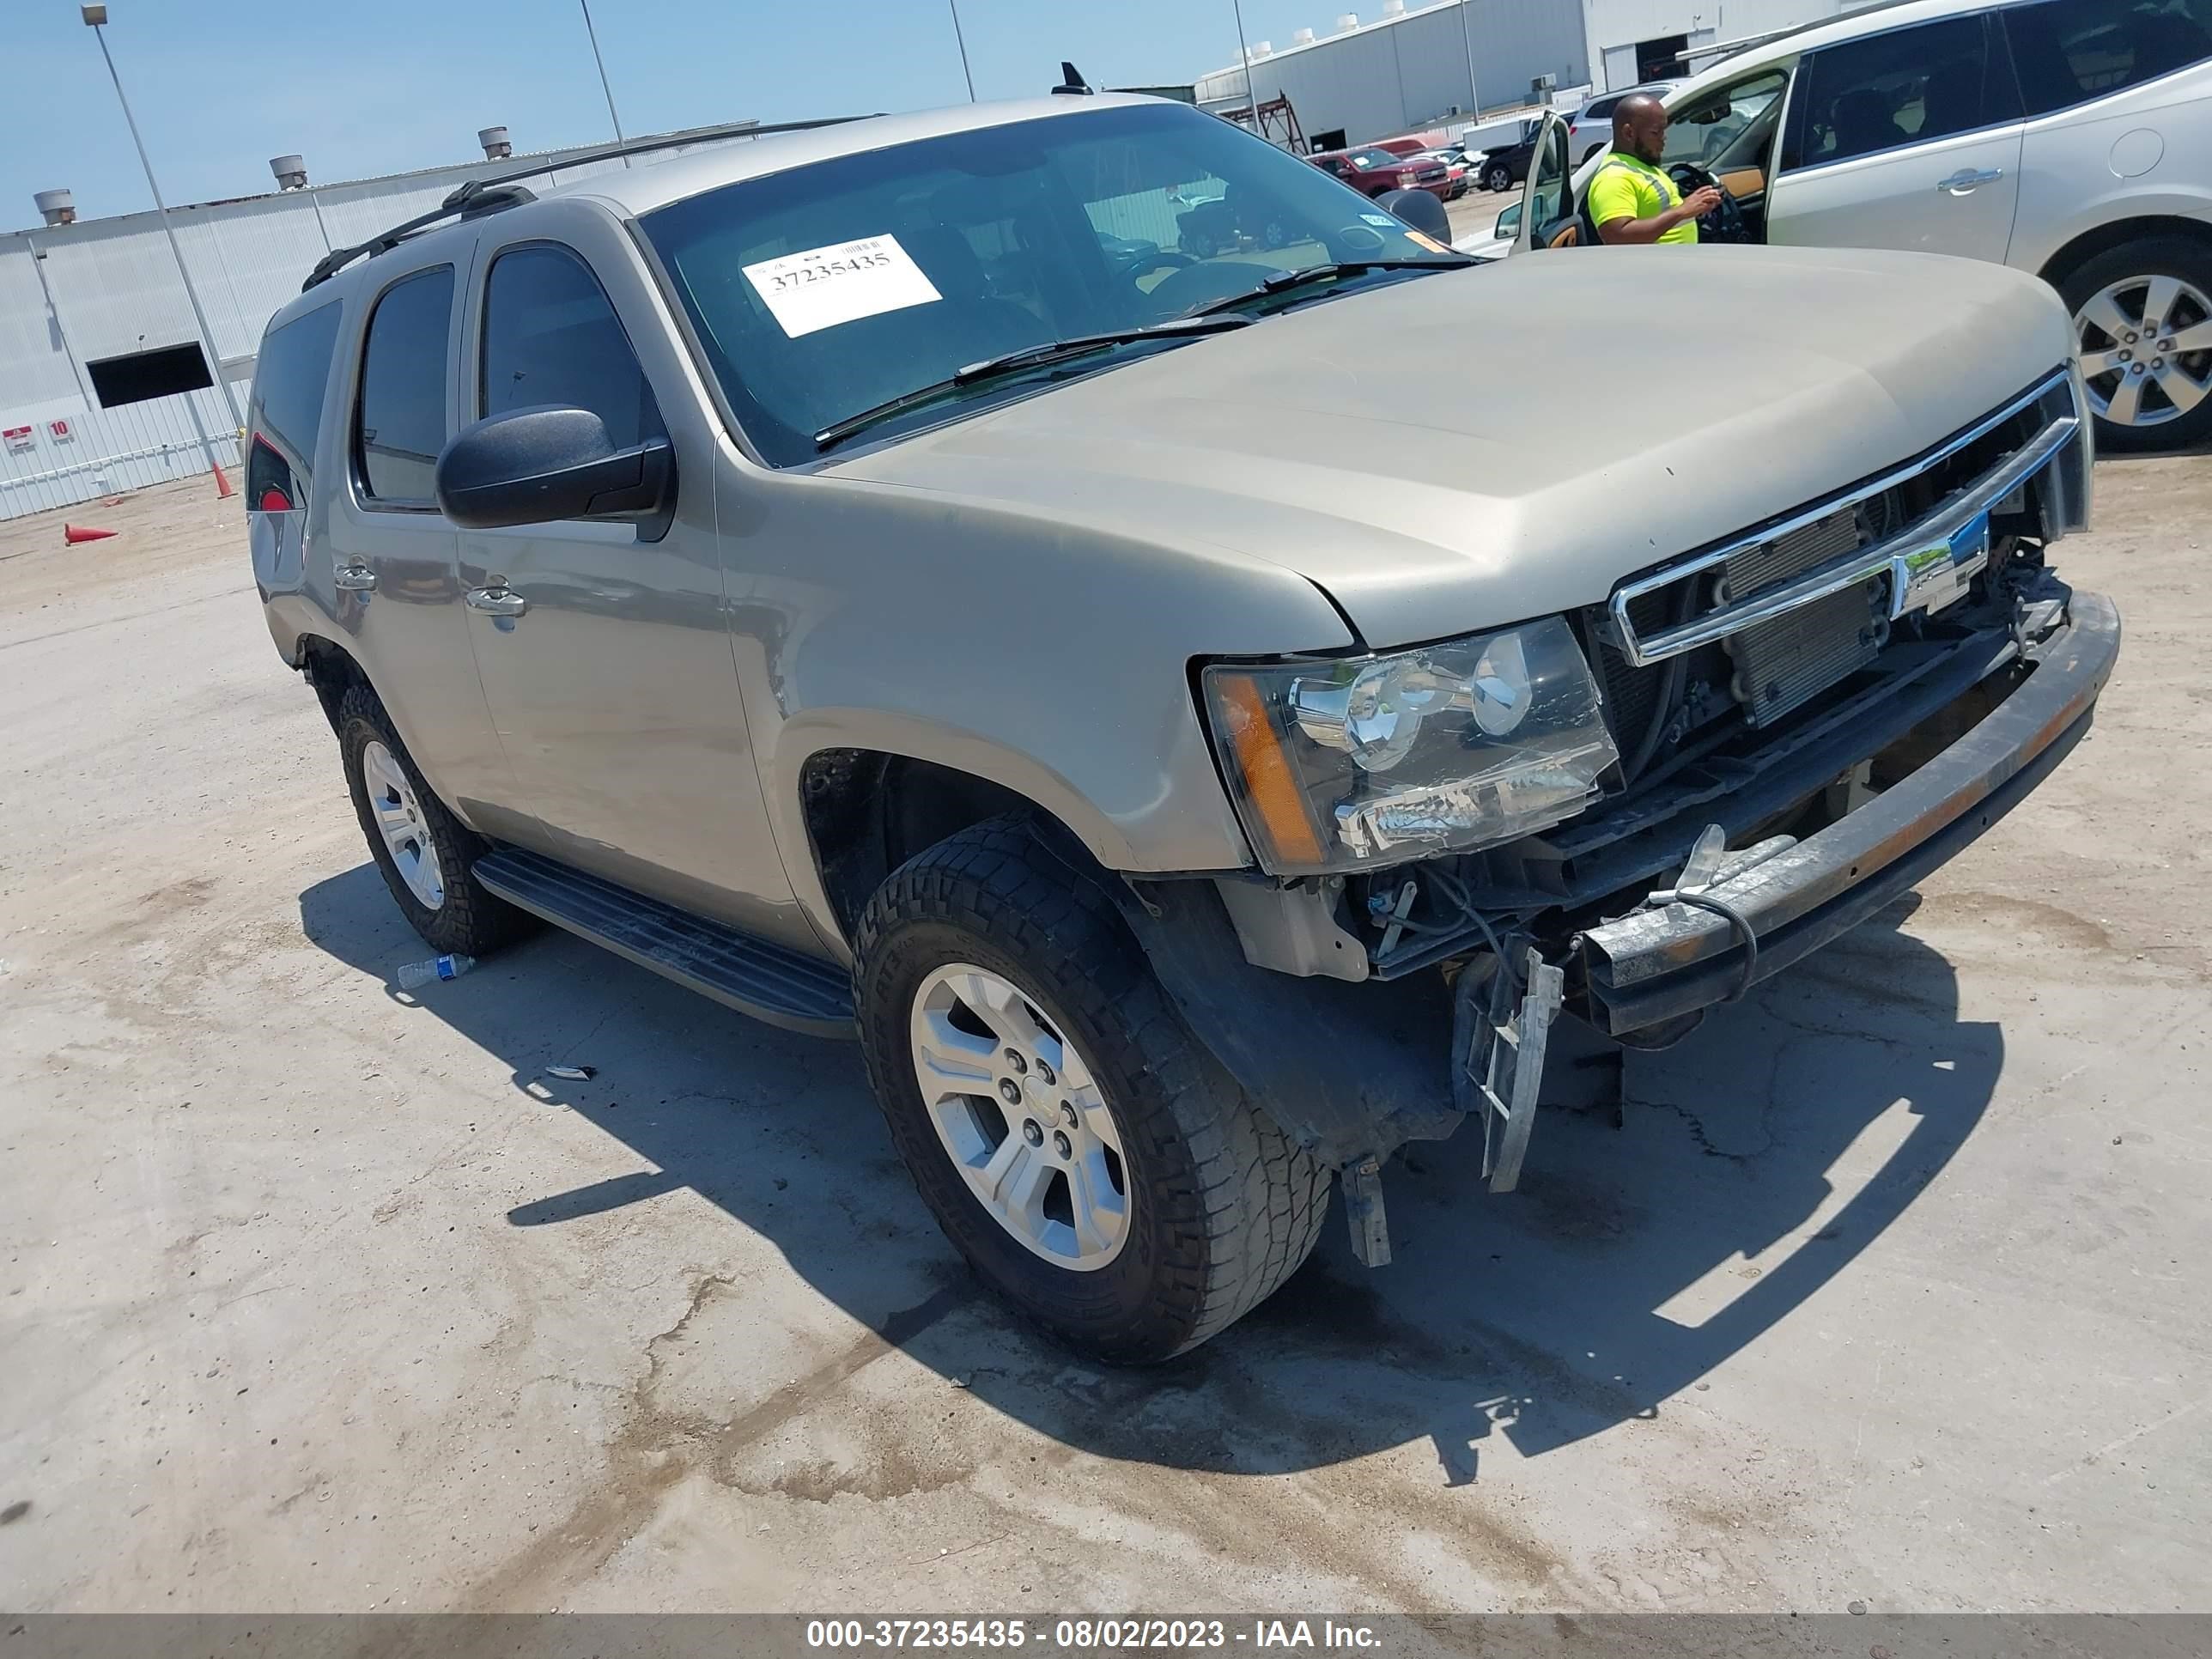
[{"left": 1607, "top": 368, "right": 2085, "bottom": 669}]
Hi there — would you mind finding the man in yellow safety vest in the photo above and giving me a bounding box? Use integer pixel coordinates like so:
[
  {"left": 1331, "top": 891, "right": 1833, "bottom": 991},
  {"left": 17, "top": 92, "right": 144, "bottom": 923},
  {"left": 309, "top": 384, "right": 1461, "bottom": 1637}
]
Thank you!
[{"left": 1589, "top": 94, "right": 1724, "bottom": 246}]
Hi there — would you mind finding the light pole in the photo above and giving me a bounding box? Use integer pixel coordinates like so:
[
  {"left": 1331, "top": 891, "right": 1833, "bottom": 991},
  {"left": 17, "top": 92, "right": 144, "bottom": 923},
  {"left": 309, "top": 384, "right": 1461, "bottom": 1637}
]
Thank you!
[
  {"left": 80, "top": 4, "right": 242, "bottom": 429},
  {"left": 1456, "top": 0, "right": 1484, "bottom": 127},
  {"left": 1229, "top": 0, "right": 1259, "bottom": 133},
  {"left": 578, "top": 0, "right": 631, "bottom": 166},
  {"left": 947, "top": 0, "right": 976, "bottom": 101}
]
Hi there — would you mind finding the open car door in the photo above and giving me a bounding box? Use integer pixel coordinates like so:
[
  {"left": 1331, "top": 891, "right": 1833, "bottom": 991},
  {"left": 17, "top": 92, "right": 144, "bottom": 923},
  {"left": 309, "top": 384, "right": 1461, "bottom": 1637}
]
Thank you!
[{"left": 1512, "top": 111, "right": 1578, "bottom": 253}]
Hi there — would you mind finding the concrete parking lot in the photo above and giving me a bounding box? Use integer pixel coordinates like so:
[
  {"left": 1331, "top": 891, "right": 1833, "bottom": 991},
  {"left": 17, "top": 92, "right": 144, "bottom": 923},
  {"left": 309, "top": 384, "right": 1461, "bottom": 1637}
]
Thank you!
[{"left": 2, "top": 449, "right": 2208, "bottom": 1614}]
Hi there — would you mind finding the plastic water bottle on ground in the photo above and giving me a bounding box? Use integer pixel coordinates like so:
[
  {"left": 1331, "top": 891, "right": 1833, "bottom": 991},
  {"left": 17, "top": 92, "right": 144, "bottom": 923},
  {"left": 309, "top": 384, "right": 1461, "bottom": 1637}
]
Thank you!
[{"left": 397, "top": 953, "right": 476, "bottom": 991}]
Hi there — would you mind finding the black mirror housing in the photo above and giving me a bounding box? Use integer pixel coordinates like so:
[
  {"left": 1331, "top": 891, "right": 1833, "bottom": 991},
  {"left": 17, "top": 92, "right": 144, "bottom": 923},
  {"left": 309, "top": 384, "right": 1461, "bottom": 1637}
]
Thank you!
[
  {"left": 1376, "top": 186, "right": 1452, "bottom": 244},
  {"left": 434, "top": 405, "right": 675, "bottom": 539}
]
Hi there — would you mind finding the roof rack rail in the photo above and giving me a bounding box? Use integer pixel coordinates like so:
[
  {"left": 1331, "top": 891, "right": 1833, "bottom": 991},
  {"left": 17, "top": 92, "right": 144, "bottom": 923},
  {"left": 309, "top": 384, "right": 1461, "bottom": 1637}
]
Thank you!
[{"left": 301, "top": 113, "right": 872, "bottom": 292}]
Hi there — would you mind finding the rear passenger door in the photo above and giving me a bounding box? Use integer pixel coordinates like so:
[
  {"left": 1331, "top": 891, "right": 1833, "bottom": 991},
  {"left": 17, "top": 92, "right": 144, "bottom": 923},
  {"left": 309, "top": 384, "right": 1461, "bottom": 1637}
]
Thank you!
[
  {"left": 456, "top": 213, "right": 796, "bottom": 936},
  {"left": 318, "top": 245, "right": 518, "bottom": 831},
  {"left": 1766, "top": 13, "right": 2026, "bottom": 264},
  {"left": 2002, "top": 0, "right": 2212, "bottom": 272}
]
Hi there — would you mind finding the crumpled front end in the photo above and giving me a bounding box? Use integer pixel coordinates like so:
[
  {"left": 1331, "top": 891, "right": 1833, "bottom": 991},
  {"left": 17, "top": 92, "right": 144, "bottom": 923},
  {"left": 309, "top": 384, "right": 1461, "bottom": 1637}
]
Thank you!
[{"left": 1124, "top": 366, "right": 2115, "bottom": 1259}]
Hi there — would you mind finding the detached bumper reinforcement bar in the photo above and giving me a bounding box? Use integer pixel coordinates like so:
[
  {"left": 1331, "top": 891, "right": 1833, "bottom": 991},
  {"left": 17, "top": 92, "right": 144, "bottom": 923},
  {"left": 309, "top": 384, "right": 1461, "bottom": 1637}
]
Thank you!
[{"left": 1577, "top": 590, "right": 2121, "bottom": 1036}]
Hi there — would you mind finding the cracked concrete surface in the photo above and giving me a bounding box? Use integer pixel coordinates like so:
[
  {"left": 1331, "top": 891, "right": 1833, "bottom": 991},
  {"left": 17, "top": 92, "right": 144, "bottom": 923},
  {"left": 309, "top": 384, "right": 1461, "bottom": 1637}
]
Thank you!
[{"left": 1, "top": 456, "right": 2207, "bottom": 1613}]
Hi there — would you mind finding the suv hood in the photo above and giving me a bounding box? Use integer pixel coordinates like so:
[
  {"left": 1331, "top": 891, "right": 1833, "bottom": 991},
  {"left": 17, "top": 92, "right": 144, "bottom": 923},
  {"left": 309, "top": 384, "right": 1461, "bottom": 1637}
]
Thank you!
[{"left": 833, "top": 246, "right": 2076, "bottom": 650}]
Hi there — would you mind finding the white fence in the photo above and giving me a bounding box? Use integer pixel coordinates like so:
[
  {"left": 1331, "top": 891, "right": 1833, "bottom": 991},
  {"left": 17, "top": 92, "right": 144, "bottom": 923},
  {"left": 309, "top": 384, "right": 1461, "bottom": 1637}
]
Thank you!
[{"left": 0, "top": 384, "right": 240, "bottom": 521}]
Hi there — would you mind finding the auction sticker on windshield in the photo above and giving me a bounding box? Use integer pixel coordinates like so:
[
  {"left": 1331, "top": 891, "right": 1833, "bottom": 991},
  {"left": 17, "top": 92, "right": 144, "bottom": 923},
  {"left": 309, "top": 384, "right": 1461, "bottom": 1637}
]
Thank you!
[{"left": 743, "top": 234, "right": 943, "bottom": 337}]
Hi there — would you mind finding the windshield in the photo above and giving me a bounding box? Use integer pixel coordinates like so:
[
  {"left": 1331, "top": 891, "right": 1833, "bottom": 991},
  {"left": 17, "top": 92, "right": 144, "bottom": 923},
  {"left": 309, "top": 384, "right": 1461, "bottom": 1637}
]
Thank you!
[{"left": 641, "top": 102, "right": 1459, "bottom": 463}]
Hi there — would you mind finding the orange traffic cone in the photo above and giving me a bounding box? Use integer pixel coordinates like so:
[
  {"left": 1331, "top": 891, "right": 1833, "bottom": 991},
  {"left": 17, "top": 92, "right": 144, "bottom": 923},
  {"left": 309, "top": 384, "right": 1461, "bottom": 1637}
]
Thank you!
[
  {"left": 64, "top": 523, "right": 118, "bottom": 544},
  {"left": 211, "top": 460, "right": 234, "bottom": 499}
]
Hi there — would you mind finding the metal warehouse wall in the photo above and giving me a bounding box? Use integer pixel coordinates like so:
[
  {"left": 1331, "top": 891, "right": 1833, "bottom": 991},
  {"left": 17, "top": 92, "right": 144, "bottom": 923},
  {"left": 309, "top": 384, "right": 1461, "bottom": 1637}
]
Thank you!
[
  {"left": 1197, "top": 0, "right": 1592, "bottom": 143},
  {"left": 1583, "top": 0, "right": 1849, "bottom": 85},
  {"left": 0, "top": 130, "right": 750, "bottom": 521}
]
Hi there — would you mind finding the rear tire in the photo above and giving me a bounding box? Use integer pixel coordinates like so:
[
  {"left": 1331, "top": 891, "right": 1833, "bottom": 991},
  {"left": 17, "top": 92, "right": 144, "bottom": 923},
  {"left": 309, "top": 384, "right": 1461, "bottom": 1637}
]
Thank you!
[
  {"left": 336, "top": 683, "right": 534, "bottom": 957},
  {"left": 2059, "top": 236, "right": 2212, "bottom": 453},
  {"left": 853, "top": 817, "right": 1328, "bottom": 1363}
]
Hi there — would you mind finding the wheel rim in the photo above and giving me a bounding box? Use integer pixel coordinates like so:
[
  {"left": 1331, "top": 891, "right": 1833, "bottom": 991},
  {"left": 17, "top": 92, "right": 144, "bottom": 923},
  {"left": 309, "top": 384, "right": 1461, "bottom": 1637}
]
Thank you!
[
  {"left": 361, "top": 738, "right": 445, "bottom": 909},
  {"left": 2075, "top": 273, "right": 2212, "bottom": 428},
  {"left": 908, "top": 963, "right": 1129, "bottom": 1272}
]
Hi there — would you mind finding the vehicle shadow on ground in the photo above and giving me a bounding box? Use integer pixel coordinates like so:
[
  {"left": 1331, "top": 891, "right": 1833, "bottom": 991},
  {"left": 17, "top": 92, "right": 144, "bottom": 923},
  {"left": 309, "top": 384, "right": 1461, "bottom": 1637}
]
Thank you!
[{"left": 301, "top": 862, "right": 2001, "bottom": 1480}]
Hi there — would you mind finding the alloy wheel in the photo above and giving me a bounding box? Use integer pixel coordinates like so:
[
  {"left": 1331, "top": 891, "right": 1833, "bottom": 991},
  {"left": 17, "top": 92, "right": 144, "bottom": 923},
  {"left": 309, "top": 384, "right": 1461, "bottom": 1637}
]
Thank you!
[
  {"left": 361, "top": 738, "right": 445, "bottom": 909},
  {"left": 908, "top": 963, "right": 1129, "bottom": 1271},
  {"left": 2075, "top": 274, "right": 2212, "bottom": 429}
]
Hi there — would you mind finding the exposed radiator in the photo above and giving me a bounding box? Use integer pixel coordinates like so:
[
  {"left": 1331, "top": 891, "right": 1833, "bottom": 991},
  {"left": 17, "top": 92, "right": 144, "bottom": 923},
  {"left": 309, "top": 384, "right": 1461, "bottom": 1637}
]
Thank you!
[{"left": 1722, "top": 507, "right": 1887, "bottom": 727}]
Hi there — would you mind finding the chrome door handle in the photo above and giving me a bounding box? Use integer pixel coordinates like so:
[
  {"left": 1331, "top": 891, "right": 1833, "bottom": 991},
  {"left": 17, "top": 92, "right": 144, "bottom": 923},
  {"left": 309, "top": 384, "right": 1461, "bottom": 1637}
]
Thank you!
[
  {"left": 465, "top": 585, "right": 528, "bottom": 617},
  {"left": 1936, "top": 167, "right": 2003, "bottom": 192},
  {"left": 332, "top": 562, "right": 377, "bottom": 592}
]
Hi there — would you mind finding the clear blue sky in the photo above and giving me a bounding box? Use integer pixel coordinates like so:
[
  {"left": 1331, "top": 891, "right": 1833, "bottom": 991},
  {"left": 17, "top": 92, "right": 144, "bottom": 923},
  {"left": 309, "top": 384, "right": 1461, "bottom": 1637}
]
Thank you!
[{"left": 3, "top": 0, "right": 1361, "bottom": 222}]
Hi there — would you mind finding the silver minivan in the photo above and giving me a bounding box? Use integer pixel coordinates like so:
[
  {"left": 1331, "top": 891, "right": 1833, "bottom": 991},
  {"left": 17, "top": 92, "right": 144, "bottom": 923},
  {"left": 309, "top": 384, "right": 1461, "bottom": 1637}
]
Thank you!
[{"left": 251, "top": 91, "right": 2116, "bottom": 1360}]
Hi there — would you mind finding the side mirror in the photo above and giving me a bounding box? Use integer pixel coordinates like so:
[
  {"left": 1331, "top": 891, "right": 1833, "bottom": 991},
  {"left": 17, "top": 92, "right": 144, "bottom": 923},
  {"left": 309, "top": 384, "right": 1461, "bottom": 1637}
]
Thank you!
[
  {"left": 434, "top": 405, "right": 674, "bottom": 539},
  {"left": 1495, "top": 202, "right": 1522, "bottom": 238},
  {"left": 1376, "top": 186, "right": 1452, "bottom": 244}
]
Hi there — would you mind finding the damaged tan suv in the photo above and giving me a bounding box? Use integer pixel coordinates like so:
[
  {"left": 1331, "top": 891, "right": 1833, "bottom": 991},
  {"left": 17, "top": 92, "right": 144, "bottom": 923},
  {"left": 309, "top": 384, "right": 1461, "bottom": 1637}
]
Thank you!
[{"left": 247, "top": 90, "right": 2116, "bottom": 1361}]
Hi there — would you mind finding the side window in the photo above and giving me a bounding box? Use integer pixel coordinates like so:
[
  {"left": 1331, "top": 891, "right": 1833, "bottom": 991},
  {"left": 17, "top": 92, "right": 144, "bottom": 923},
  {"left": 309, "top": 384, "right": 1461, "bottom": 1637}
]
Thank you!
[
  {"left": 480, "top": 245, "right": 662, "bottom": 449},
  {"left": 246, "top": 299, "right": 343, "bottom": 512},
  {"left": 2006, "top": 0, "right": 2211, "bottom": 116},
  {"left": 355, "top": 267, "right": 454, "bottom": 503},
  {"left": 1582, "top": 95, "right": 1620, "bottom": 123},
  {"left": 1786, "top": 16, "right": 2017, "bottom": 169},
  {"left": 1662, "top": 71, "right": 1789, "bottom": 168}
]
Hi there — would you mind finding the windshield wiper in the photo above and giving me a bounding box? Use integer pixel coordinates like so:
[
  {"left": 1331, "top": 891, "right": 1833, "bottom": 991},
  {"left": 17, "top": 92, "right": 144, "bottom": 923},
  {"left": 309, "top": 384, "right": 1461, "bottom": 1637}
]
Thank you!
[
  {"left": 1189, "top": 257, "right": 1473, "bottom": 317},
  {"left": 813, "top": 315, "right": 1253, "bottom": 452}
]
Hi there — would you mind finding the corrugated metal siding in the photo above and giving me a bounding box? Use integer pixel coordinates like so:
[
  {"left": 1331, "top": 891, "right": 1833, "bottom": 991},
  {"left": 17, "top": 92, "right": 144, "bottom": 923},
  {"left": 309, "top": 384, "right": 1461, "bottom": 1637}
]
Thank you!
[
  {"left": 1198, "top": 0, "right": 1593, "bottom": 137},
  {"left": 0, "top": 126, "right": 766, "bottom": 520},
  {"left": 1583, "top": 0, "right": 1841, "bottom": 75},
  {"left": 0, "top": 386, "right": 240, "bottom": 520}
]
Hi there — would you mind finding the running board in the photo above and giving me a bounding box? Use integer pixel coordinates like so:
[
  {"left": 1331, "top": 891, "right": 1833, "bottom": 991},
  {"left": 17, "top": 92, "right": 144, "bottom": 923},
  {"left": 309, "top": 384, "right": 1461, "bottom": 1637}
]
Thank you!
[{"left": 473, "top": 848, "right": 857, "bottom": 1038}]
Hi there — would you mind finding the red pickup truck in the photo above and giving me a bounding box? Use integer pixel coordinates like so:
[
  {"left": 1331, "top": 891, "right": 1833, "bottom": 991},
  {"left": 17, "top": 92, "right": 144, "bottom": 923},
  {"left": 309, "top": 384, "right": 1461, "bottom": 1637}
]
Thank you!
[{"left": 1307, "top": 145, "right": 1454, "bottom": 201}]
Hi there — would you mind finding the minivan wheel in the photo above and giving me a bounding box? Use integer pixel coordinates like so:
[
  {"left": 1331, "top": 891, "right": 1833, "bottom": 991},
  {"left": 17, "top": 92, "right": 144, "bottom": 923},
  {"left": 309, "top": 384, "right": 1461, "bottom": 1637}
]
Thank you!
[
  {"left": 1482, "top": 161, "right": 1512, "bottom": 192},
  {"left": 2062, "top": 237, "right": 2212, "bottom": 452},
  {"left": 853, "top": 817, "right": 1329, "bottom": 1364},
  {"left": 336, "top": 683, "right": 534, "bottom": 957}
]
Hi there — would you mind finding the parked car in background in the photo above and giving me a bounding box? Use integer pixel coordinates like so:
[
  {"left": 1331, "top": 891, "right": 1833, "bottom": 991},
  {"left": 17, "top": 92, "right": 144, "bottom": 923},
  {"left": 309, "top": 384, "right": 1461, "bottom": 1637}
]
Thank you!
[
  {"left": 1474, "top": 121, "right": 1543, "bottom": 191},
  {"left": 1567, "top": 81, "right": 1685, "bottom": 163},
  {"left": 1504, "top": 0, "right": 2212, "bottom": 449},
  {"left": 1309, "top": 145, "right": 1455, "bottom": 199},
  {"left": 1417, "top": 149, "right": 1475, "bottom": 198}
]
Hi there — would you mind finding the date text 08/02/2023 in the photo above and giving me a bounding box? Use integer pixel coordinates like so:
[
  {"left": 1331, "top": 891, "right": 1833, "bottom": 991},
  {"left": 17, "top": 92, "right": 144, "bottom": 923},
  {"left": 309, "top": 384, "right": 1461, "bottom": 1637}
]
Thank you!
[{"left": 805, "top": 1620, "right": 1386, "bottom": 1650}]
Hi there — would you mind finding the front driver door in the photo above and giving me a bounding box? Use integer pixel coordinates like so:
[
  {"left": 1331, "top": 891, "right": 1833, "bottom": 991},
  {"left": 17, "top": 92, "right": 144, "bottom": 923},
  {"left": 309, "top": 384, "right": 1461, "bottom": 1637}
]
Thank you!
[
  {"left": 454, "top": 212, "right": 801, "bottom": 944},
  {"left": 1512, "top": 112, "right": 1576, "bottom": 252},
  {"left": 1765, "top": 14, "right": 2025, "bottom": 264}
]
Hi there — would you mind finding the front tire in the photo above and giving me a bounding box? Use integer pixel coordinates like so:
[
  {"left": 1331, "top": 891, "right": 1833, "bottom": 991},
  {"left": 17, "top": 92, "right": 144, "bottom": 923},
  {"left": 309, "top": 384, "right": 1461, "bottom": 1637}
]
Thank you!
[
  {"left": 2061, "top": 236, "right": 2212, "bottom": 453},
  {"left": 337, "top": 683, "right": 534, "bottom": 957},
  {"left": 1482, "top": 162, "right": 1512, "bottom": 193},
  {"left": 853, "top": 817, "right": 1328, "bottom": 1363}
]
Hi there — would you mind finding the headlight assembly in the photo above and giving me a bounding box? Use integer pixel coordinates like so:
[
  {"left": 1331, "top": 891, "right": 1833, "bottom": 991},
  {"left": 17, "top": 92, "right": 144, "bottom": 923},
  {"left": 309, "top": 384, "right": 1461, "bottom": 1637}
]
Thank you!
[{"left": 1201, "top": 617, "right": 1619, "bottom": 875}]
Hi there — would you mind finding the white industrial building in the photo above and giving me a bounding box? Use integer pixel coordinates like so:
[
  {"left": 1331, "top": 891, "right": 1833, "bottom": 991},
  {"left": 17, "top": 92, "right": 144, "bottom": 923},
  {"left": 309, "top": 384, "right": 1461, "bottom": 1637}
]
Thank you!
[
  {"left": 1195, "top": 0, "right": 1595, "bottom": 150},
  {"left": 0, "top": 122, "right": 762, "bottom": 521},
  {"left": 1197, "top": 0, "right": 1862, "bottom": 152}
]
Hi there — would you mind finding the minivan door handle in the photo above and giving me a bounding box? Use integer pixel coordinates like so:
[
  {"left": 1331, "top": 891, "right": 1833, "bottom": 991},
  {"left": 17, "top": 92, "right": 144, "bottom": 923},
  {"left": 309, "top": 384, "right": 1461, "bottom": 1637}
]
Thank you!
[
  {"left": 1936, "top": 167, "right": 2004, "bottom": 193},
  {"left": 332, "top": 562, "right": 377, "bottom": 592},
  {"left": 465, "top": 584, "right": 528, "bottom": 617}
]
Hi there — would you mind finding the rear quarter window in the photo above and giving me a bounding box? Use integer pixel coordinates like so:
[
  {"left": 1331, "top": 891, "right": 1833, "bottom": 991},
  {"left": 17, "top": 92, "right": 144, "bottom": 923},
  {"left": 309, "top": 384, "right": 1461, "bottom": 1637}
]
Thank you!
[
  {"left": 2006, "top": 0, "right": 2212, "bottom": 115},
  {"left": 246, "top": 300, "right": 343, "bottom": 512}
]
